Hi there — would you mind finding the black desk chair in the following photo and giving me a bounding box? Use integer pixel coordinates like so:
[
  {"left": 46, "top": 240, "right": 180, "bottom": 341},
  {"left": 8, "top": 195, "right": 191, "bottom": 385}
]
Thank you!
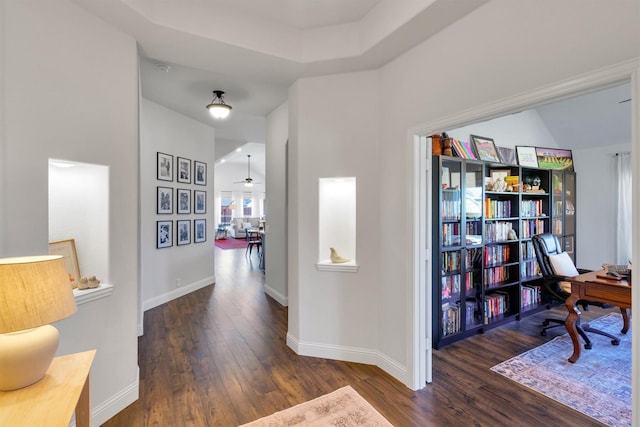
[{"left": 532, "top": 233, "right": 620, "bottom": 349}]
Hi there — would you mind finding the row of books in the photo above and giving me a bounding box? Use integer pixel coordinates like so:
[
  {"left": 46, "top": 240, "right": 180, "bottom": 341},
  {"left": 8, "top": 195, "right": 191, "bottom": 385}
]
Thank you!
[
  {"left": 520, "top": 259, "right": 541, "bottom": 278},
  {"left": 442, "top": 248, "right": 481, "bottom": 272},
  {"left": 484, "top": 292, "right": 510, "bottom": 323},
  {"left": 483, "top": 265, "right": 511, "bottom": 288},
  {"left": 442, "top": 300, "right": 477, "bottom": 336},
  {"left": 521, "top": 219, "right": 545, "bottom": 238},
  {"left": 442, "top": 223, "right": 461, "bottom": 246},
  {"left": 484, "top": 244, "right": 511, "bottom": 267},
  {"left": 484, "top": 221, "right": 513, "bottom": 242},
  {"left": 520, "top": 241, "right": 536, "bottom": 259},
  {"left": 521, "top": 284, "right": 542, "bottom": 308},
  {"left": 552, "top": 218, "right": 563, "bottom": 235},
  {"left": 442, "top": 200, "right": 461, "bottom": 220},
  {"left": 484, "top": 198, "right": 512, "bottom": 218},
  {"left": 441, "top": 272, "right": 474, "bottom": 300},
  {"left": 521, "top": 199, "right": 544, "bottom": 217}
]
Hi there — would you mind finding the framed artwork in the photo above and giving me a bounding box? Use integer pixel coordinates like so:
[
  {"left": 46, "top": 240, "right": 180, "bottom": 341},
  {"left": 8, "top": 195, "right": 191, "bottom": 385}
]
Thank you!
[
  {"left": 194, "top": 161, "right": 207, "bottom": 186},
  {"left": 157, "top": 221, "right": 173, "bottom": 248},
  {"left": 194, "top": 219, "right": 206, "bottom": 243},
  {"left": 535, "top": 147, "right": 574, "bottom": 171},
  {"left": 451, "top": 139, "right": 477, "bottom": 160},
  {"left": 496, "top": 146, "right": 517, "bottom": 165},
  {"left": 157, "top": 186, "right": 173, "bottom": 214},
  {"left": 177, "top": 157, "right": 191, "bottom": 183},
  {"left": 470, "top": 135, "right": 500, "bottom": 162},
  {"left": 516, "top": 146, "right": 539, "bottom": 168},
  {"left": 490, "top": 169, "right": 510, "bottom": 182},
  {"left": 177, "top": 188, "right": 191, "bottom": 214},
  {"left": 157, "top": 152, "right": 173, "bottom": 182},
  {"left": 194, "top": 190, "right": 206, "bottom": 214},
  {"left": 49, "top": 238, "right": 81, "bottom": 288},
  {"left": 177, "top": 220, "right": 191, "bottom": 245}
]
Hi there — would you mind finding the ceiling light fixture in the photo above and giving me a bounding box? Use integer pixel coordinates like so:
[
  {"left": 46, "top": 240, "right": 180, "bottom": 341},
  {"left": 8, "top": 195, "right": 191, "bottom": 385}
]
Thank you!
[
  {"left": 234, "top": 154, "right": 261, "bottom": 187},
  {"left": 206, "top": 90, "right": 232, "bottom": 119}
]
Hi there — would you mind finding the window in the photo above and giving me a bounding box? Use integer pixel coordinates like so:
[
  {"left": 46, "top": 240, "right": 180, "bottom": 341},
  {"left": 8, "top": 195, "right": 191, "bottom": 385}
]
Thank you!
[
  {"left": 243, "top": 192, "right": 252, "bottom": 217},
  {"left": 220, "top": 191, "right": 233, "bottom": 224}
]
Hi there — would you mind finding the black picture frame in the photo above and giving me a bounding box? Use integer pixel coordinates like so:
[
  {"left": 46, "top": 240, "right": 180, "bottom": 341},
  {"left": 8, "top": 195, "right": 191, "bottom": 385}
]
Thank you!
[
  {"left": 194, "top": 219, "right": 206, "bottom": 243},
  {"left": 515, "top": 146, "right": 539, "bottom": 168},
  {"left": 157, "top": 220, "right": 173, "bottom": 248},
  {"left": 157, "top": 152, "right": 173, "bottom": 182},
  {"left": 177, "top": 157, "right": 192, "bottom": 183},
  {"left": 470, "top": 135, "right": 500, "bottom": 163},
  {"left": 177, "top": 188, "right": 191, "bottom": 214},
  {"left": 194, "top": 190, "right": 206, "bottom": 214},
  {"left": 194, "top": 161, "right": 207, "bottom": 186},
  {"left": 496, "top": 146, "right": 518, "bottom": 165},
  {"left": 157, "top": 186, "right": 173, "bottom": 214},
  {"left": 177, "top": 220, "right": 191, "bottom": 245},
  {"left": 535, "top": 147, "right": 574, "bottom": 171}
]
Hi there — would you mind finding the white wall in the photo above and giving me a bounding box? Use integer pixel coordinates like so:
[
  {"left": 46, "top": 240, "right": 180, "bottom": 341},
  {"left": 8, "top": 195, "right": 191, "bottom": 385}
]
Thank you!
[
  {"left": 1, "top": 0, "right": 139, "bottom": 423},
  {"left": 265, "top": 101, "right": 289, "bottom": 305},
  {"left": 140, "top": 98, "right": 216, "bottom": 315}
]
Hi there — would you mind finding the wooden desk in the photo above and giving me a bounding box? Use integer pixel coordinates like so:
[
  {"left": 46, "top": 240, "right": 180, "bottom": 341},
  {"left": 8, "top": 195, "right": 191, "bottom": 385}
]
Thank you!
[
  {"left": 565, "top": 270, "right": 631, "bottom": 363},
  {"left": 0, "top": 350, "right": 96, "bottom": 427}
]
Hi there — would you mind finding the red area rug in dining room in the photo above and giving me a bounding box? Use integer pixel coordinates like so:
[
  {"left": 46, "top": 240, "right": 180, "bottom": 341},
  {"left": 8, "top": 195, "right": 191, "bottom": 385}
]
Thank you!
[{"left": 214, "top": 237, "right": 248, "bottom": 250}]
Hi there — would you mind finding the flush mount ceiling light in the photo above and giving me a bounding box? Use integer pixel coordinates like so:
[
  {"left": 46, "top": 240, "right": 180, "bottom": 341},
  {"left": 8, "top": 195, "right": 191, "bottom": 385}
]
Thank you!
[{"left": 206, "top": 90, "right": 232, "bottom": 119}]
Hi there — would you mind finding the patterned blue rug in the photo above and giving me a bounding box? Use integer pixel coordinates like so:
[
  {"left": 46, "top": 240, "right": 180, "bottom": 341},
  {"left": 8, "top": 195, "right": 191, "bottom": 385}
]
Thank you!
[{"left": 491, "top": 313, "right": 631, "bottom": 427}]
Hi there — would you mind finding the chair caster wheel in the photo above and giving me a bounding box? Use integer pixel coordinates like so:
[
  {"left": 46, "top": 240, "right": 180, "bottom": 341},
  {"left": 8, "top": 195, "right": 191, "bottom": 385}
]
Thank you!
[
  {"left": 612, "top": 340, "right": 620, "bottom": 345},
  {"left": 584, "top": 343, "right": 593, "bottom": 350},
  {"left": 540, "top": 331, "right": 547, "bottom": 337}
]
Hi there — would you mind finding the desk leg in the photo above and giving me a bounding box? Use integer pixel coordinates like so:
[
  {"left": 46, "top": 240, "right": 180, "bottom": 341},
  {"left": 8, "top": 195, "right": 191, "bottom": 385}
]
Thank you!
[
  {"left": 565, "top": 293, "right": 581, "bottom": 363},
  {"left": 75, "top": 374, "right": 91, "bottom": 427},
  {"left": 620, "top": 308, "right": 630, "bottom": 334}
]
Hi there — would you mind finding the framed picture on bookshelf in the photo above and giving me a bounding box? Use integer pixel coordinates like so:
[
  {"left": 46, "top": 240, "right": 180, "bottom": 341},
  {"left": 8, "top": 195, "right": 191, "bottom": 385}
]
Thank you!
[
  {"left": 516, "top": 146, "right": 539, "bottom": 167},
  {"left": 470, "top": 135, "right": 500, "bottom": 162},
  {"left": 535, "top": 147, "right": 574, "bottom": 171},
  {"left": 157, "top": 152, "right": 173, "bottom": 182},
  {"left": 451, "top": 139, "right": 477, "bottom": 160},
  {"left": 194, "top": 219, "right": 206, "bottom": 243},
  {"left": 496, "top": 146, "right": 517, "bottom": 165},
  {"left": 177, "top": 220, "right": 191, "bottom": 245},
  {"left": 157, "top": 220, "right": 173, "bottom": 248}
]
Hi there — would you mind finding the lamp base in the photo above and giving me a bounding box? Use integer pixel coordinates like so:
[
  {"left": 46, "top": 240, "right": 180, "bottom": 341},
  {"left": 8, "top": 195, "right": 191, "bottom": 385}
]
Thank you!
[{"left": 0, "top": 325, "right": 59, "bottom": 390}]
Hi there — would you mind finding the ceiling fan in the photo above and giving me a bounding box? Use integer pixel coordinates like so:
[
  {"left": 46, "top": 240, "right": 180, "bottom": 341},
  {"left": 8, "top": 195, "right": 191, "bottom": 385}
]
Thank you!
[{"left": 234, "top": 154, "right": 261, "bottom": 187}]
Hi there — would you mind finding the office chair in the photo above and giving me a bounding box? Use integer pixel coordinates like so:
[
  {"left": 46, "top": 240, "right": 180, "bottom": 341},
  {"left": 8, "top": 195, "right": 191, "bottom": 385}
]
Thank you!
[{"left": 532, "top": 233, "right": 620, "bottom": 349}]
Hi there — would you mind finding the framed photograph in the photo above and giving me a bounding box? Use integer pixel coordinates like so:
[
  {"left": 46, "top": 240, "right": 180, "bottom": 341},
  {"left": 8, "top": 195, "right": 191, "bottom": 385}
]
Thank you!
[
  {"left": 451, "top": 139, "right": 477, "bottom": 160},
  {"left": 490, "top": 169, "right": 510, "bottom": 182},
  {"left": 470, "top": 135, "right": 500, "bottom": 162},
  {"left": 194, "top": 219, "right": 206, "bottom": 243},
  {"left": 157, "top": 221, "right": 173, "bottom": 248},
  {"left": 49, "top": 238, "right": 81, "bottom": 288},
  {"left": 177, "top": 188, "right": 191, "bottom": 214},
  {"left": 177, "top": 220, "right": 191, "bottom": 245},
  {"left": 516, "top": 146, "right": 539, "bottom": 168},
  {"left": 157, "top": 152, "right": 173, "bottom": 182},
  {"left": 194, "top": 161, "right": 207, "bottom": 186},
  {"left": 157, "top": 186, "right": 173, "bottom": 214},
  {"left": 535, "top": 147, "right": 574, "bottom": 171},
  {"left": 194, "top": 190, "right": 206, "bottom": 214},
  {"left": 177, "top": 157, "right": 191, "bottom": 183},
  {"left": 496, "top": 146, "right": 517, "bottom": 165}
]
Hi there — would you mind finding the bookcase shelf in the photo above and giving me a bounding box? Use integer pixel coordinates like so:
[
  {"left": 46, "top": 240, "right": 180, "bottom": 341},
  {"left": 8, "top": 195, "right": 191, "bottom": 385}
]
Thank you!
[{"left": 433, "top": 155, "right": 576, "bottom": 349}]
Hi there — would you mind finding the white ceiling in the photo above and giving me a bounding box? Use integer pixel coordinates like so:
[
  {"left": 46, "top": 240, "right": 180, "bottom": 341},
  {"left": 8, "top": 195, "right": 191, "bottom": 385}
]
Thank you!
[{"left": 72, "top": 0, "right": 631, "bottom": 154}]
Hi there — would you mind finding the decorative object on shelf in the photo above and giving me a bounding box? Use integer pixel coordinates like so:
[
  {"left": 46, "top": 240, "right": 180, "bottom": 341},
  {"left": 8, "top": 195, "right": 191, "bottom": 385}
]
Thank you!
[
  {"left": 329, "top": 247, "right": 350, "bottom": 263},
  {"left": 157, "top": 186, "right": 173, "bottom": 214},
  {"left": 205, "top": 90, "right": 232, "bottom": 119},
  {"left": 431, "top": 134, "right": 442, "bottom": 155},
  {"left": 77, "top": 277, "right": 89, "bottom": 290},
  {"left": 194, "top": 161, "right": 207, "bottom": 185},
  {"left": 157, "top": 220, "right": 173, "bottom": 248},
  {"left": 177, "top": 188, "right": 191, "bottom": 214},
  {"left": 535, "top": 147, "right": 574, "bottom": 171},
  {"left": 0, "top": 255, "right": 77, "bottom": 390},
  {"left": 88, "top": 276, "right": 100, "bottom": 288},
  {"left": 507, "top": 229, "right": 518, "bottom": 240},
  {"left": 471, "top": 135, "right": 500, "bottom": 162},
  {"left": 496, "top": 146, "right": 517, "bottom": 165},
  {"left": 493, "top": 178, "right": 507, "bottom": 192},
  {"left": 177, "top": 157, "right": 191, "bottom": 184},
  {"left": 157, "top": 152, "right": 174, "bottom": 182},
  {"left": 515, "top": 146, "right": 539, "bottom": 167},
  {"left": 234, "top": 154, "right": 261, "bottom": 187},
  {"left": 48, "top": 239, "right": 81, "bottom": 289},
  {"left": 441, "top": 134, "right": 453, "bottom": 156}
]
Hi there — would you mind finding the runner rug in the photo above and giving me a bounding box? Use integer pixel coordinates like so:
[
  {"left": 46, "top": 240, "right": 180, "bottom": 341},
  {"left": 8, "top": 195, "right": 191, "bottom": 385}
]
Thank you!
[
  {"left": 490, "top": 313, "right": 631, "bottom": 427},
  {"left": 239, "top": 385, "right": 393, "bottom": 427}
]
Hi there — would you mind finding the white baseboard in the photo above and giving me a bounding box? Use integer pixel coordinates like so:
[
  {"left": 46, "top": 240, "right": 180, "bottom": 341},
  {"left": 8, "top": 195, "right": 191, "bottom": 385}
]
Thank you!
[
  {"left": 142, "top": 276, "right": 214, "bottom": 313},
  {"left": 264, "top": 283, "right": 288, "bottom": 306},
  {"left": 286, "top": 332, "right": 408, "bottom": 385},
  {"left": 73, "top": 367, "right": 139, "bottom": 427}
]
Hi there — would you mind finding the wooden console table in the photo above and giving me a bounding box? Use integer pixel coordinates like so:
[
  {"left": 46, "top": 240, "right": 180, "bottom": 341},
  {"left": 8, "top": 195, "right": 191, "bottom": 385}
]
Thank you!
[
  {"left": 0, "top": 349, "right": 96, "bottom": 426},
  {"left": 566, "top": 270, "right": 631, "bottom": 363}
]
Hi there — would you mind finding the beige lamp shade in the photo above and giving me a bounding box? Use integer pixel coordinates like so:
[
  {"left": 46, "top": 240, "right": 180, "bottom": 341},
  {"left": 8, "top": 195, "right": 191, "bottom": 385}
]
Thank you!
[{"left": 0, "top": 255, "right": 77, "bottom": 333}]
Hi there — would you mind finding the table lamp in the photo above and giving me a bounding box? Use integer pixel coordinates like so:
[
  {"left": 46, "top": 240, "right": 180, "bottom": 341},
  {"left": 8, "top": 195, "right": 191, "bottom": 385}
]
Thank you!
[{"left": 0, "top": 255, "right": 77, "bottom": 390}]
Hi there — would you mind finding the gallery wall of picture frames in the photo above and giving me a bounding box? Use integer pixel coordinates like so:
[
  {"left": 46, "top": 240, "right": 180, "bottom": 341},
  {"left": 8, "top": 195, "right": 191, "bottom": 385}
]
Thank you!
[
  {"left": 156, "top": 152, "right": 208, "bottom": 248},
  {"left": 432, "top": 134, "right": 574, "bottom": 171}
]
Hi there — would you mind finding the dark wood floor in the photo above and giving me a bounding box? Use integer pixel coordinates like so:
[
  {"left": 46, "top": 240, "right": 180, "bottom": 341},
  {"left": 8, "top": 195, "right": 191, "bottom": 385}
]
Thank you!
[{"left": 102, "top": 246, "right": 610, "bottom": 426}]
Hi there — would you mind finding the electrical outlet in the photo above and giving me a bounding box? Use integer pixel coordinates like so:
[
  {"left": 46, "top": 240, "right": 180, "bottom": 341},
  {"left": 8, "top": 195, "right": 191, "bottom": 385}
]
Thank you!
[{"left": 176, "top": 278, "right": 181, "bottom": 287}]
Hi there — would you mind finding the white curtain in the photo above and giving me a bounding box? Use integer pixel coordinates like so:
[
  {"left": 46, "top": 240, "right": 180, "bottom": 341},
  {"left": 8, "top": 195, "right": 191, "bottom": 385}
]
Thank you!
[{"left": 615, "top": 152, "right": 632, "bottom": 264}]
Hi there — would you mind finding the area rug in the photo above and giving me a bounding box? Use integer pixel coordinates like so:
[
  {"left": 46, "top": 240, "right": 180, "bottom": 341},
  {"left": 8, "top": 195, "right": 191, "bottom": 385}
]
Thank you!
[
  {"left": 239, "top": 385, "right": 393, "bottom": 427},
  {"left": 214, "top": 238, "right": 248, "bottom": 250},
  {"left": 491, "top": 313, "right": 631, "bottom": 427}
]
